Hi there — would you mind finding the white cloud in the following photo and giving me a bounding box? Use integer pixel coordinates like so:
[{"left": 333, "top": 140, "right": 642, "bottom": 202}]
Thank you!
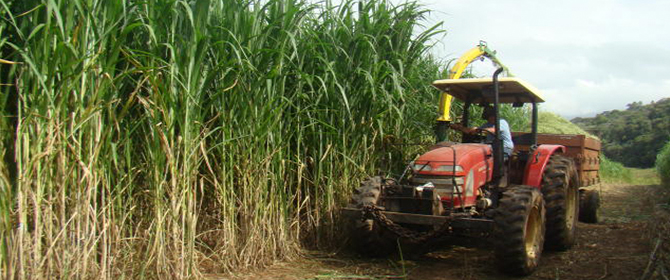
[
  {"left": 413, "top": 0, "right": 670, "bottom": 118},
  {"left": 542, "top": 77, "right": 670, "bottom": 119}
]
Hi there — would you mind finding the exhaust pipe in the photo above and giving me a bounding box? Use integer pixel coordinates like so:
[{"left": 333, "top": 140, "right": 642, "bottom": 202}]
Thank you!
[{"left": 492, "top": 67, "right": 505, "bottom": 185}]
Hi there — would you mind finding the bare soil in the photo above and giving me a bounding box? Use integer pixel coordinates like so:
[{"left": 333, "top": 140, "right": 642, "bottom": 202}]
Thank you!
[{"left": 213, "top": 182, "right": 670, "bottom": 280}]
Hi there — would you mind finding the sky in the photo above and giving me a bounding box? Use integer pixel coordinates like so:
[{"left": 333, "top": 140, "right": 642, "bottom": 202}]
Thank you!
[{"left": 410, "top": 0, "right": 670, "bottom": 119}]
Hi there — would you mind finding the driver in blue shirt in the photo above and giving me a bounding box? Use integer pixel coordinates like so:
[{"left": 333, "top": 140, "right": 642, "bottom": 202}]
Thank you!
[{"left": 449, "top": 106, "right": 514, "bottom": 159}]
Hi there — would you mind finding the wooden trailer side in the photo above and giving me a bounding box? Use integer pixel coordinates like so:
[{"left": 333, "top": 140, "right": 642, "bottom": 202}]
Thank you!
[{"left": 513, "top": 133, "right": 601, "bottom": 187}]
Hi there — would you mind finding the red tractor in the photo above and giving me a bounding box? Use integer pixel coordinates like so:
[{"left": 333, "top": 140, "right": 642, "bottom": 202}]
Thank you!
[{"left": 345, "top": 68, "right": 600, "bottom": 276}]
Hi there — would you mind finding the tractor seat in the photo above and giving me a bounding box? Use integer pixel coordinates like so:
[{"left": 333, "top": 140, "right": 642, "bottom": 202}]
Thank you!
[{"left": 511, "top": 132, "right": 534, "bottom": 146}]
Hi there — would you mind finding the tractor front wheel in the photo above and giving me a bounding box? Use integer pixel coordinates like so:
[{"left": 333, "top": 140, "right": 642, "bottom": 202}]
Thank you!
[
  {"left": 494, "top": 185, "right": 546, "bottom": 276},
  {"left": 541, "top": 155, "right": 579, "bottom": 251}
]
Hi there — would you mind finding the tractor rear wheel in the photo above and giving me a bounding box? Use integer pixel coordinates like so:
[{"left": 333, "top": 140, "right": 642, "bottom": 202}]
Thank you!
[
  {"left": 348, "top": 176, "right": 395, "bottom": 257},
  {"left": 494, "top": 185, "right": 545, "bottom": 276},
  {"left": 541, "top": 155, "right": 579, "bottom": 251},
  {"left": 579, "top": 189, "right": 600, "bottom": 223}
]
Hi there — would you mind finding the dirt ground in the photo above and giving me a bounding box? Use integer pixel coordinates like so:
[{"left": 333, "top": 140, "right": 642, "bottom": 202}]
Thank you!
[{"left": 216, "top": 181, "right": 670, "bottom": 280}]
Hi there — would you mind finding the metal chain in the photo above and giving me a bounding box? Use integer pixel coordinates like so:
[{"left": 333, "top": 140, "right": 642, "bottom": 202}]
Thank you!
[{"left": 361, "top": 205, "right": 452, "bottom": 244}]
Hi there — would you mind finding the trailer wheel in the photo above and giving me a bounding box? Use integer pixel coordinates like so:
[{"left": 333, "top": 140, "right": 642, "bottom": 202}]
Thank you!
[
  {"left": 348, "top": 176, "right": 395, "bottom": 256},
  {"left": 541, "top": 155, "right": 579, "bottom": 251},
  {"left": 494, "top": 185, "right": 545, "bottom": 276},
  {"left": 579, "top": 189, "right": 600, "bottom": 223}
]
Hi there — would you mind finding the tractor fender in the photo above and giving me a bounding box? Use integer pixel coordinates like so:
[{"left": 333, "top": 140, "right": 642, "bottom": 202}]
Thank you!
[{"left": 522, "top": 145, "right": 566, "bottom": 188}]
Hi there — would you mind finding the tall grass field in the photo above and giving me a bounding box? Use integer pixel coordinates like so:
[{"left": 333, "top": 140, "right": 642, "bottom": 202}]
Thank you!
[
  {"left": 599, "top": 155, "right": 633, "bottom": 183},
  {"left": 0, "top": 0, "right": 448, "bottom": 278}
]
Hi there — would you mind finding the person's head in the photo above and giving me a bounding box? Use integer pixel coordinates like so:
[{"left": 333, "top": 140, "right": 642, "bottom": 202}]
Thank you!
[{"left": 482, "top": 106, "right": 496, "bottom": 123}]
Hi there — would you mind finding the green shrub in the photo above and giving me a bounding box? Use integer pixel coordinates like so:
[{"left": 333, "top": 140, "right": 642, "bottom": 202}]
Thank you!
[
  {"left": 656, "top": 140, "right": 670, "bottom": 187},
  {"left": 600, "top": 154, "right": 633, "bottom": 183}
]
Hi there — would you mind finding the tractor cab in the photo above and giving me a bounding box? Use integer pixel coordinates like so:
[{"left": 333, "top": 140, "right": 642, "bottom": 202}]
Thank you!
[
  {"left": 431, "top": 76, "right": 545, "bottom": 186},
  {"left": 376, "top": 70, "right": 546, "bottom": 219}
]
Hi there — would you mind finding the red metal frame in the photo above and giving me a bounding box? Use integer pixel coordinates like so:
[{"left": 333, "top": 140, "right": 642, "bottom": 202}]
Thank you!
[
  {"left": 523, "top": 144, "right": 565, "bottom": 188},
  {"left": 413, "top": 144, "right": 493, "bottom": 207},
  {"left": 413, "top": 144, "right": 491, "bottom": 177}
]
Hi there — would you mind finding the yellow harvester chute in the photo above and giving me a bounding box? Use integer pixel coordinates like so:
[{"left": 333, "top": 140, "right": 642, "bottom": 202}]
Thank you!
[{"left": 437, "top": 41, "right": 510, "bottom": 122}]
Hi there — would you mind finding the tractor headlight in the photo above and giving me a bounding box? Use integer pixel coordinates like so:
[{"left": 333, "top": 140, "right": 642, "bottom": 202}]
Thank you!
[
  {"left": 435, "top": 165, "right": 464, "bottom": 172},
  {"left": 412, "top": 163, "right": 432, "bottom": 171},
  {"left": 411, "top": 163, "right": 463, "bottom": 172}
]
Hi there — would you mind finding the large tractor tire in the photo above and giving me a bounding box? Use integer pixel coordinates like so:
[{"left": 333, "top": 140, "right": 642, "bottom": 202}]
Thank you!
[
  {"left": 541, "top": 155, "right": 579, "bottom": 251},
  {"left": 348, "top": 176, "right": 395, "bottom": 257},
  {"left": 579, "top": 189, "right": 600, "bottom": 223},
  {"left": 494, "top": 185, "right": 546, "bottom": 276}
]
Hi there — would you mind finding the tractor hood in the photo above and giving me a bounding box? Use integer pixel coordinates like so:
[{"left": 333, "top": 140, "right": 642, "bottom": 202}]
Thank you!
[{"left": 413, "top": 144, "right": 492, "bottom": 176}]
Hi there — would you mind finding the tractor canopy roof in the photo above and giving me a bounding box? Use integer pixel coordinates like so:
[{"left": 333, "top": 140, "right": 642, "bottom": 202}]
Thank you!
[{"left": 432, "top": 77, "right": 544, "bottom": 104}]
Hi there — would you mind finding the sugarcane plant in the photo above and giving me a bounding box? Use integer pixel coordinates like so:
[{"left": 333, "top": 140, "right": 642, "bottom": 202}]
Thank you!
[{"left": 0, "top": 0, "right": 454, "bottom": 278}]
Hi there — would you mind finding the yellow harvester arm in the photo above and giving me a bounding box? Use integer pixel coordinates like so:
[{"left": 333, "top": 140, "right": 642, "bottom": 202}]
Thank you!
[{"left": 437, "top": 41, "right": 510, "bottom": 122}]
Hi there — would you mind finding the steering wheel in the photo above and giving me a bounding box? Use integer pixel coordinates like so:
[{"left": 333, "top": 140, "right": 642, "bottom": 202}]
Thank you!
[
  {"left": 473, "top": 128, "right": 494, "bottom": 144},
  {"left": 450, "top": 123, "right": 493, "bottom": 144},
  {"left": 475, "top": 127, "right": 495, "bottom": 136}
]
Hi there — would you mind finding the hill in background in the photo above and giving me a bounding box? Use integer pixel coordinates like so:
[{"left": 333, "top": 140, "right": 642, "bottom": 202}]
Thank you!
[{"left": 572, "top": 98, "right": 670, "bottom": 168}]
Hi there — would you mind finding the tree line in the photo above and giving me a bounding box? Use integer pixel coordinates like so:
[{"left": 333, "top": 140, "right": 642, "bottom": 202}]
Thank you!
[{"left": 572, "top": 98, "right": 670, "bottom": 168}]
